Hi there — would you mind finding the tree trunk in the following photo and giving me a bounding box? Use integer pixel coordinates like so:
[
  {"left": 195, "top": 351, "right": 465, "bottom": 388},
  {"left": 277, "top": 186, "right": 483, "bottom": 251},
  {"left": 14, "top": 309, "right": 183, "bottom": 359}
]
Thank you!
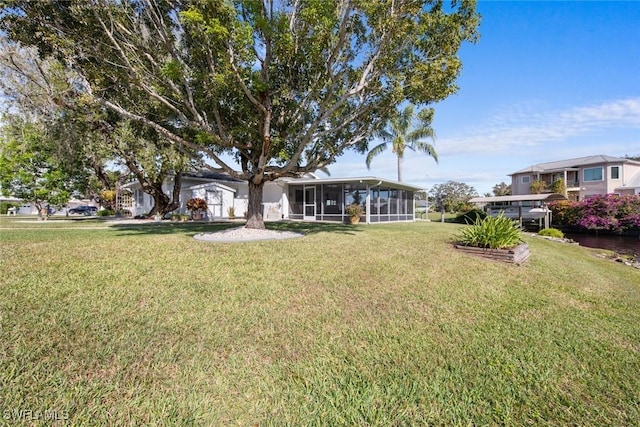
[
  {"left": 34, "top": 199, "right": 45, "bottom": 220},
  {"left": 147, "top": 178, "right": 180, "bottom": 217},
  {"left": 147, "top": 186, "right": 170, "bottom": 217},
  {"left": 397, "top": 155, "right": 402, "bottom": 182},
  {"left": 246, "top": 180, "right": 265, "bottom": 229}
]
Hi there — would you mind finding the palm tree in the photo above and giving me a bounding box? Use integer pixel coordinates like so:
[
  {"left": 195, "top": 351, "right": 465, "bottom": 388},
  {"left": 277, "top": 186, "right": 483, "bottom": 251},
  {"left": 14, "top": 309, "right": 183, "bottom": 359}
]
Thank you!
[{"left": 366, "top": 105, "right": 438, "bottom": 182}]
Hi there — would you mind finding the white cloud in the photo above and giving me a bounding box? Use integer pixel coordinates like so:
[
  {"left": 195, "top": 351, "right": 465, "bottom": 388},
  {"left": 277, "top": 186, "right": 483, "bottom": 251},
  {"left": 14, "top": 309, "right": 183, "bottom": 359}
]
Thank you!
[{"left": 439, "top": 97, "right": 640, "bottom": 156}]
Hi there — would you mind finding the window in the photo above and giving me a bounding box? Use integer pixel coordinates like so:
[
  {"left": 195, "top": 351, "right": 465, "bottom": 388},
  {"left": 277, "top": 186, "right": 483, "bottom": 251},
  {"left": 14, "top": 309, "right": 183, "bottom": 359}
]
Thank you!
[
  {"left": 389, "top": 189, "right": 398, "bottom": 214},
  {"left": 611, "top": 166, "right": 620, "bottom": 180},
  {"left": 379, "top": 188, "right": 389, "bottom": 214},
  {"left": 521, "top": 176, "right": 530, "bottom": 184},
  {"left": 323, "top": 185, "right": 342, "bottom": 214},
  {"left": 583, "top": 167, "right": 603, "bottom": 182},
  {"left": 369, "top": 188, "right": 379, "bottom": 215},
  {"left": 288, "top": 186, "right": 303, "bottom": 215}
]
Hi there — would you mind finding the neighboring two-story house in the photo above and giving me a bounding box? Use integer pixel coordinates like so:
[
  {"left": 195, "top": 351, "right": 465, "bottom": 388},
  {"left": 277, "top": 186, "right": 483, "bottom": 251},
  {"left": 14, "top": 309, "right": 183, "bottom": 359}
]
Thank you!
[{"left": 509, "top": 155, "right": 640, "bottom": 201}]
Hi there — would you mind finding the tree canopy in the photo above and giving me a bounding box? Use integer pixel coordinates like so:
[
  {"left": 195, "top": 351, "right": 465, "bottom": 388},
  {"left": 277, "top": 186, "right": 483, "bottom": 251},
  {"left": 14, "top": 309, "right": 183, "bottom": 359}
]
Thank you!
[
  {"left": 429, "top": 180, "right": 478, "bottom": 213},
  {"left": 1, "top": 0, "right": 480, "bottom": 228},
  {"left": 0, "top": 38, "right": 200, "bottom": 216},
  {"left": 0, "top": 117, "right": 79, "bottom": 216},
  {"left": 492, "top": 181, "right": 511, "bottom": 196}
]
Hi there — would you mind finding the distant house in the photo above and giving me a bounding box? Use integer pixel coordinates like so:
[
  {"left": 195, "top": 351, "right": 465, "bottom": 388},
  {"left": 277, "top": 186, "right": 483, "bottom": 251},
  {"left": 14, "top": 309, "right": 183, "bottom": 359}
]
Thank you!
[
  {"left": 0, "top": 195, "right": 97, "bottom": 215},
  {"left": 122, "top": 172, "right": 423, "bottom": 224},
  {"left": 509, "top": 155, "right": 640, "bottom": 200}
]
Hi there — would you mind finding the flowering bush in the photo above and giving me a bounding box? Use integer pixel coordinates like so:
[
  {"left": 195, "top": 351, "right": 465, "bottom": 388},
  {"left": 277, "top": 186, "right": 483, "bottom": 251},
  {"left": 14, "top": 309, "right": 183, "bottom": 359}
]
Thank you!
[
  {"left": 550, "top": 194, "right": 640, "bottom": 232},
  {"left": 549, "top": 200, "right": 580, "bottom": 226},
  {"left": 186, "top": 197, "right": 207, "bottom": 213}
]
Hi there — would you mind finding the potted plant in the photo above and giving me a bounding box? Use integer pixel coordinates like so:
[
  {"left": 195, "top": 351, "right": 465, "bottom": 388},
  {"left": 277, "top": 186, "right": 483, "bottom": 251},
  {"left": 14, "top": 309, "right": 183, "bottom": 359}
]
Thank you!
[
  {"left": 346, "top": 203, "right": 363, "bottom": 224},
  {"left": 186, "top": 197, "right": 207, "bottom": 220}
]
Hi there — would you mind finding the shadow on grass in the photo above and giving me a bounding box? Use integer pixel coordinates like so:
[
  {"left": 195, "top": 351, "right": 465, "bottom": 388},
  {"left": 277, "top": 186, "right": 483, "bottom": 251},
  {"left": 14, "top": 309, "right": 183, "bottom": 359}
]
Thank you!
[
  {"left": 108, "top": 220, "right": 362, "bottom": 237},
  {"left": 266, "top": 220, "right": 361, "bottom": 236},
  {"left": 109, "top": 221, "right": 239, "bottom": 237}
]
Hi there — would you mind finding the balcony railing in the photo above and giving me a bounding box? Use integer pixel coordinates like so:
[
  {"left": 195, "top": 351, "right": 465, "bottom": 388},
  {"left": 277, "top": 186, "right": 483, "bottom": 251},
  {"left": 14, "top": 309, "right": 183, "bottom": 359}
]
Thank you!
[{"left": 540, "top": 179, "right": 580, "bottom": 189}]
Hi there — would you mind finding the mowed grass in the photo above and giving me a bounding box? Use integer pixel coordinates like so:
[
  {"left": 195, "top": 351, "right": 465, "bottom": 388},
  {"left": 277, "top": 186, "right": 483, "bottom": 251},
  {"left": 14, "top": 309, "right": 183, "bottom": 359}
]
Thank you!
[{"left": 1, "top": 218, "right": 639, "bottom": 426}]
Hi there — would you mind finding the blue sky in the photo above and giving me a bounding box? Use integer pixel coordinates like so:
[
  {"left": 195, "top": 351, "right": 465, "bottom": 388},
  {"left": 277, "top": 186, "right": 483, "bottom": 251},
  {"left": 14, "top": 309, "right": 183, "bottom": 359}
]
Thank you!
[{"left": 327, "top": 0, "right": 640, "bottom": 195}]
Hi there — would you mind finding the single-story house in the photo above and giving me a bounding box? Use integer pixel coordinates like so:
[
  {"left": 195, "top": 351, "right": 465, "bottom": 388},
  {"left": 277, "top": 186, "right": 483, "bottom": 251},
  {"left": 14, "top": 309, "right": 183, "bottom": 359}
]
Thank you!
[
  {"left": 0, "top": 196, "right": 96, "bottom": 215},
  {"left": 122, "top": 172, "right": 423, "bottom": 224}
]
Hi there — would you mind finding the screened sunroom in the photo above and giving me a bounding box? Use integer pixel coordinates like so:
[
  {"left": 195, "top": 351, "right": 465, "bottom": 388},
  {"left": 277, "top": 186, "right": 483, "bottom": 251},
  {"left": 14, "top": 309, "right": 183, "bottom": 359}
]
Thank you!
[{"left": 283, "top": 177, "right": 422, "bottom": 224}]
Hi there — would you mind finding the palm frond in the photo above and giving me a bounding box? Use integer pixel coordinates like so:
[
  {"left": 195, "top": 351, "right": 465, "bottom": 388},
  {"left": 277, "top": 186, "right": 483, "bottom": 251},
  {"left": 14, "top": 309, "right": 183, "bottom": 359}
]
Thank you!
[
  {"left": 410, "top": 141, "right": 438, "bottom": 163},
  {"left": 376, "top": 128, "right": 393, "bottom": 141},
  {"left": 318, "top": 166, "right": 330, "bottom": 176},
  {"left": 407, "top": 127, "right": 436, "bottom": 143},
  {"left": 365, "top": 142, "right": 388, "bottom": 169}
]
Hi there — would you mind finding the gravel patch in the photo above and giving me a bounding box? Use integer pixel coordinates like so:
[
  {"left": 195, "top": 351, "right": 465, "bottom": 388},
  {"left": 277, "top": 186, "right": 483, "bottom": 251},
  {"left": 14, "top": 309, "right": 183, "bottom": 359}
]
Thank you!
[{"left": 194, "top": 226, "right": 304, "bottom": 243}]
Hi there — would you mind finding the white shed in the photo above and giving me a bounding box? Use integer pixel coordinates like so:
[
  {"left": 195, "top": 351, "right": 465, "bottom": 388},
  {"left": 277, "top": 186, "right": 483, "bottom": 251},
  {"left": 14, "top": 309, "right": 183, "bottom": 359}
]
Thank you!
[{"left": 186, "top": 182, "right": 236, "bottom": 220}]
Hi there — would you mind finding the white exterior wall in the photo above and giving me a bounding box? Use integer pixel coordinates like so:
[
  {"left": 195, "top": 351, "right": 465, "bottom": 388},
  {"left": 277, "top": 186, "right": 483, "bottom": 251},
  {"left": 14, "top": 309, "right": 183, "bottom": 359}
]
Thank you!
[
  {"left": 620, "top": 164, "right": 640, "bottom": 192},
  {"left": 133, "top": 189, "right": 154, "bottom": 216},
  {"left": 262, "top": 181, "right": 286, "bottom": 219},
  {"left": 16, "top": 204, "right": 39, "bottom": 215}
]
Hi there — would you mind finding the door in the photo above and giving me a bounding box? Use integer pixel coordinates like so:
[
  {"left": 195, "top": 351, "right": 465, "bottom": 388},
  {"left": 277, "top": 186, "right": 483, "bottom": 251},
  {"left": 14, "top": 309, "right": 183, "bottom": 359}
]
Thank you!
[
  {"left": 206, "top": 189, "right": 222, "bottom": 218},
  {"left": 303, "top": 186, "right": 316, "bottom": 221}
]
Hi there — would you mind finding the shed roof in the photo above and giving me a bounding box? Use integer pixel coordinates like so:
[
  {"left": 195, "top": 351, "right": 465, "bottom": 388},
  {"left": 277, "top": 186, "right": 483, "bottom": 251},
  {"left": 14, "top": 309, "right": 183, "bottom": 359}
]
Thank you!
[{"left": 185, "top": 181, "right": 237, "bottom": 193}]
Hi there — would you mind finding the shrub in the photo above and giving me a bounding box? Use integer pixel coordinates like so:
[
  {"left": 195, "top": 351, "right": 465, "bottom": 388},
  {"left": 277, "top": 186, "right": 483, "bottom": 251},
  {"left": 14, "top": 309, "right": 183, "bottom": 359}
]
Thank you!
[
  {"left": 186, "top": 197, "right": 207, "bottom": 212},
  {"left": 549, "top": 200, "right": 580, "bottom": 227},
  {"left": 551, "top": 194, "right": 640, "bottom": 232},
  {"left": 345, "top": 204, "right": 363, "bottom": 217},
  {"left": 227, "top": 206, "right": 235, "bottom": 219},
  {"left": 529, "top": 179, "right": 547, "bottom": 194},
  {"left": 551, "top": 178, "right": 566, "bottom": 195},
  {"left": 456, "top": 212, "right": 523, "bottom": 249},
  {"left": 0, "top": 201, "right": 19, "bottom": 214},
  {"left": 538, "top": 228, "right": 564, "bottom": 238},
  {"left": 454, "top": 209, "right": 487, "bottom": 224},
  {"left": 97, "top": 209, "right": 115, "bottom": 217}
]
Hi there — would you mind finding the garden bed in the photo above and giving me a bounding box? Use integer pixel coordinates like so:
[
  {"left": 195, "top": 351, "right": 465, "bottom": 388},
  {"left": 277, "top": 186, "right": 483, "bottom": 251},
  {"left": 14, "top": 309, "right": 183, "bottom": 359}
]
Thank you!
[{"left": 454, "top": 243, "right": 530, "bottom": 265}]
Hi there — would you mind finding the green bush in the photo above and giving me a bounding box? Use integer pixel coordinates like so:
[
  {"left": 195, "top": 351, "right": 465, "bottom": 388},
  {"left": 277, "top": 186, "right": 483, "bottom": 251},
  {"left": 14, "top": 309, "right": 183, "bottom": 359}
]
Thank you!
[
  {"left": 456, "top": 212, "right": 523, "bottom": 249},
  {"left": 538, "top": 228, "right": 564, "bottom": 238},
  {"left": 0, "top": 201, "right": 19, "bottom": 214},
  {"left": 454, "top": 208, "right": 487, "bottom": 224},
  {"left": 97, "top": 209, "right": 115, "bottom": 217}
]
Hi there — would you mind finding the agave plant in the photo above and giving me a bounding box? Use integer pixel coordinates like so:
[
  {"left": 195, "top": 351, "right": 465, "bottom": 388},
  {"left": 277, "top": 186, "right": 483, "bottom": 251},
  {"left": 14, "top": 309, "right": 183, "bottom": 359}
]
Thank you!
[{"left": 456, "top": 212, "right": 523, "bottom": 249}]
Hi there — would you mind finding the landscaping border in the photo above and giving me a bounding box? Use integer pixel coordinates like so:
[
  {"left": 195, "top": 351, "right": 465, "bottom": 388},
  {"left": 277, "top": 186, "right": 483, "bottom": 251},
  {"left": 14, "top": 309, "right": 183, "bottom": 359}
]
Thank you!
[{"left": 454, "top": 243, "right": 530, "bottom": 265}]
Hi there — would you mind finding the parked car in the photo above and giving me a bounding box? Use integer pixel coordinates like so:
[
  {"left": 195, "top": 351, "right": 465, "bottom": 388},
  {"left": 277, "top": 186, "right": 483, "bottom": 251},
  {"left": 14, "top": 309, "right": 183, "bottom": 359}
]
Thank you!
[{"left": 68, "top": 205, "right": 98, "bottom": 215}]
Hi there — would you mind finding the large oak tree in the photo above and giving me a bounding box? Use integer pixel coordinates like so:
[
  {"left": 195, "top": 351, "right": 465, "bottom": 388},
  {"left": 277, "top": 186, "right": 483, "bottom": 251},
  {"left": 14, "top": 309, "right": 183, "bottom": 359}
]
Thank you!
[{"left": 1, "top": 0, "right": 480, "bottom": 228}]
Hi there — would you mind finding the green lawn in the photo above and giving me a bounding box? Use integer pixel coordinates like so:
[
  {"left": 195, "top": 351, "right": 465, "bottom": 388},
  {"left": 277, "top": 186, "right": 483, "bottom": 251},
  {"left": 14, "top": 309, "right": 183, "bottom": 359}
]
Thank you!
[{"left": 1, "top": 217, "right": 639, "bottom": 426}]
